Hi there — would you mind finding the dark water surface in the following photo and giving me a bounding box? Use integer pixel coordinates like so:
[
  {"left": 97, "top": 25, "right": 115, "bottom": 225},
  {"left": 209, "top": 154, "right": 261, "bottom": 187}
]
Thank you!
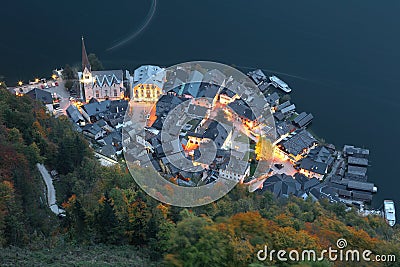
[{"left": 1, "top": 0, "right": 399, "bottom": 208}]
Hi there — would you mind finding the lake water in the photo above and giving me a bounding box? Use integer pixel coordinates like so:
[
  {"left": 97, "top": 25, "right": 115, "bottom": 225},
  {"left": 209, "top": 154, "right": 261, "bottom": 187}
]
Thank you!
[{"left": 1, "top": 0, "right": 399, "bottom": 208}]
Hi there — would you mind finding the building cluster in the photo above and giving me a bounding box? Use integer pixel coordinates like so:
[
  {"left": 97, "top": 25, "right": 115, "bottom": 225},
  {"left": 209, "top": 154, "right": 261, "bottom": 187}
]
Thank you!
[
  {"left": 67, "top": 98, "right": 128, "bottom": 160},
  {"left": 247, "top": 69, "right": 377, "bottom": 205},
  {"left": 8, "top": 78, "right": 61, "bottom": 114},
  {"left": 78, "top": 37, "right": 166, "bottom": 104},
  {"left": 326, "top": 145, "right": 377, "bottom": 203},
  {"left": 10, "top": 45, "right": 378, "bottom": 207},
  {"left": 19, "top": 38, "right": 378, "bottom": 207},
  {"left": 124, "top": 66, "right": 278, "bottom": 187},
  {"left": 258, "top": 173, "right": 320, "bottom": 200}
]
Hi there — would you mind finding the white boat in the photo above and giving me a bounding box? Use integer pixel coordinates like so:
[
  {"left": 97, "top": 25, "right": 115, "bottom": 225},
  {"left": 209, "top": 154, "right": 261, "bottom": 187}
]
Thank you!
[
  {"left": 383, "top": 200, "right": 396, "bottom": 227},
  {"left": 269, "top": 75, "right": 292, "bottom": 93}
]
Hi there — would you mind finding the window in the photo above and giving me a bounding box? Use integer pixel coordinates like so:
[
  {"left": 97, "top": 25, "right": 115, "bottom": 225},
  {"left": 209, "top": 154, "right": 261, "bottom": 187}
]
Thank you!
[
  {"left": 96, "top": 91, "right": 99, "bottom": 98},
  {"left": 105, "top": 90, "right": 108, "bottom": 96},
  {"left": 114, "top": 90, "right": 117, "bottom": 97}
]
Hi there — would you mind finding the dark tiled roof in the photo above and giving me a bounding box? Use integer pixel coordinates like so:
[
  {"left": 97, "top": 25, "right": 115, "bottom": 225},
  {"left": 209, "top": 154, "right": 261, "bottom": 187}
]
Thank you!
[
  {"left": 348, "top": 156, "right": 368, "bottom": 167},
  {"left": 343, "top": 145, "right": 369, "bottom": 157},
  {"left": 265, "top": 92, "right": 280, "bottom": 105},
  {"left": 347, "top": 165, "right": 368, "bottom": 177},
  {"left": 293, "top": 112, "right": 307, "bottom": 124},
  {"left": 352, "top": 191, "right": 372, "bottom": 201},
  {"left": 299, "top": 158, "right": 328, "bottom": 175},
  {"left": 203, "top": 121, "right": 230, "bottom": 148},
  {"left": 347, "top": 180, "right": 375, "bottom": 192},
  {"left": 308, "top": 146, "right": 333, "bottom": 164},
  {"left": 66, "top": 105, "right": 84, "bottom": 123},
  {"left": 96, "top": 119, "right": 108, "bottom": 128},
  {"left": 310, "top": 188, "right": 322, "bottom": 199},
  {"left": 83, "top": 100, "right": 111, "bottom": 117},
  {"left": 338, "top": 189, "right": 352, "bottom": 197},
  {"left": 82, "top": 123, "right": 103, "bottom": 135},
  {"left": 156, "top": 95, "right": 185, "bottom": 116},
  {"left": 109, "top": 100, "right": 128, "bottom": 114},
  {"left": 294, "top": 173, "right": 320, "bottom": 191},
  {"left": 296, "top": 113, "right": 314, "bottom": 128},
  {"left": 277, "top": 101, "right": 291, "bottom": 111},
  {"left": 228, "top": 99, "right": 256, "bottom": 121},
  {"left": 187, "top": 104, "right": 208, "bottom": 117},
  {"left": 185, "top": 82, "right": 202, "bottom": 98},
  {"left": 247, "top": 69, "right": 267, "bottom": 84},
  {"left": 258, "top": 174, "right": 304, "bottom": 198},
  {"left": 197, "top": 83, "right": 219, "bottom": 98},
  {"left": 26, "top": 88, "right": 53, "bottom": 104},
  {"left": 279, "top": 130, "right": 317, "bottom": 156},
  {"left": 98, "top": 144, "right": 116, "bottom": 158},
  {"left": 89, "top": 97, "right": 99, "bottom": 103},
  {"left": 274, "top": 111, "right": 286, "bottom": 121},
  {"left": 220, "top": 88, "right": 237, "bottom": 98}
]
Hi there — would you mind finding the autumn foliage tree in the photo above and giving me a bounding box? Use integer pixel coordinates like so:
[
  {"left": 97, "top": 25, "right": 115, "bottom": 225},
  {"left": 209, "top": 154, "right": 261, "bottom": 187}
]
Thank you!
[{"left": 255, "top": 136, "right": 273, "bottom": 161}]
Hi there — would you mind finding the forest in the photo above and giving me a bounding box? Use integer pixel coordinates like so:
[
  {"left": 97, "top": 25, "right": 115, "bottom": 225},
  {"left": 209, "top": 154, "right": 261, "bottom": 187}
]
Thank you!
[{"left": 0, "top": 87, "right": 399, "bottom": 266}]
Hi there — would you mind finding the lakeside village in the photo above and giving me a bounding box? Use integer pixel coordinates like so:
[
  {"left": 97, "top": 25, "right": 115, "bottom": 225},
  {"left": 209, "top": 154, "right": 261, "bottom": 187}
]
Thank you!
[{"left": 6, "top": 38, "right": 395, "bottom": 227}]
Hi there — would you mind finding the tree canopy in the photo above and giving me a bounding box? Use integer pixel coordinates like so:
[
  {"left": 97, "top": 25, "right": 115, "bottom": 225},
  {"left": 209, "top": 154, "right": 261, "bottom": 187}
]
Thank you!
[
  {"left": 88, "top": 53, "right": 104, "bottom": 71},
  {"left": 0, "top": 87, "right": 399, "bottom": 266}
]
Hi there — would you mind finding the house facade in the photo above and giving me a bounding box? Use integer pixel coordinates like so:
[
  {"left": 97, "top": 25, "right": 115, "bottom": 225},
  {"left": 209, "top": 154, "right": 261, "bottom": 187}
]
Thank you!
[{"left": 129, "top": 65, "right": 165, "bottom": 102}]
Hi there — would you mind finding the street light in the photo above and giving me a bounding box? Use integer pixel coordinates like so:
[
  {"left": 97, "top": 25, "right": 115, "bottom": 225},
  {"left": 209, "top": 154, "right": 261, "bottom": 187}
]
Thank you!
[
  {"left": 35, "top": 78, "right": 39, "bottom": 83},
  {"left": 18, "top": 81, "right": 23, "bottom": 86},
  {"left": 52, "top": 74, "right": 57, "bottom": 80}
]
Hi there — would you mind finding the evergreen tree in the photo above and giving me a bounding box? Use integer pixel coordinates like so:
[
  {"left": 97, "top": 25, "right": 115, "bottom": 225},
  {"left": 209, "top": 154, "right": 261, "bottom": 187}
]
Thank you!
[{"left": 88, "top": 54, "right": 104, "bottom": 71}]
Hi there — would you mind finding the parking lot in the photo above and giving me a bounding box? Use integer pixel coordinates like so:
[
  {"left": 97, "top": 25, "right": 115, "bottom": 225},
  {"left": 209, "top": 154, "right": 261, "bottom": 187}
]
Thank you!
[{"left": 42, "top": 80, "right": 72, "bottom": 117}]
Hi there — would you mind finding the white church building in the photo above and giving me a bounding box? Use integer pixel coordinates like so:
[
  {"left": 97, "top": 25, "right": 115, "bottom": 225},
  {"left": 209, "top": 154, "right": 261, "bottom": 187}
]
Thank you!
[{"left": 78, "top": 37, "right": 125, "bottom": 102}]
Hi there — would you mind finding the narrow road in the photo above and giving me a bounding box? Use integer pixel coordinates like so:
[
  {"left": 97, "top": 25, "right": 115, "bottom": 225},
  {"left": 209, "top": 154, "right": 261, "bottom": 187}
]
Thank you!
[{"left": 37, "top": 163, "right": 65, "bottom": 216}]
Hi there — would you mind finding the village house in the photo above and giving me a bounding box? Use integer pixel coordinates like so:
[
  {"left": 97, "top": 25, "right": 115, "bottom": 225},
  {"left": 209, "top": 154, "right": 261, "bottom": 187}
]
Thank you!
[
  {"left": 227, "top": 99, "right": 257, "bottom": 126},
  {"left": 298, "top": 158, "right": 328, "bottom": 180},
  {"left": 25, "top": 88, "right": 54, "bottom": 112},
  {"left": 265, "top": 92, "right": 280, "bottom": 107},
  {"left": 82, "top": 123, "right": 105, "bottom": 140},
  {"left": 66, "top": 105, "right": 85, "bottom": 126},
  {"left": 257, "top": 174, "right": 308, "bottom": 199},
  {"left": 129, "top": 65, "right": 165, "bottom": 102},
  {"left": 297, "top": 146, "right": 334, "bottom": 179},
  {"left": 293, "top": 112, "right": 314, "bottom": 128},
  {"left": 247, "top": 69, "right": 267, "bottom": 85},
  {"left": 276, "top": 129, "right": 318, "bottom": 162},
  {"left": 219, "top": 156, "right": 250, "bottom": 182}
]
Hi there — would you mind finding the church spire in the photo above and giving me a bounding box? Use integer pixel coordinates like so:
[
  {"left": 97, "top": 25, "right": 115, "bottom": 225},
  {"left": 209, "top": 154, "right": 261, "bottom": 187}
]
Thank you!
[{"left": 82, "top": 36, "right": 91, "bottom": 72}]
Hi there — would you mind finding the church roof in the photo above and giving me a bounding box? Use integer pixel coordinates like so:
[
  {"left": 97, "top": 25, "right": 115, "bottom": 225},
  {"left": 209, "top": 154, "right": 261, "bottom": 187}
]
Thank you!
[
  {"left": 82, "top": 37, "right": 91, "bottom": 71},
  {"left": 92, "top": 70, "right": 123, "bottom": 87}
]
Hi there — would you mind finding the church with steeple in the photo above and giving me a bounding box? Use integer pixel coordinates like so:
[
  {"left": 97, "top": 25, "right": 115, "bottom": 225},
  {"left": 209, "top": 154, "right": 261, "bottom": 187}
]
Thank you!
[{"left": 78, "top": 37, "right": 125, "bottom": 102}]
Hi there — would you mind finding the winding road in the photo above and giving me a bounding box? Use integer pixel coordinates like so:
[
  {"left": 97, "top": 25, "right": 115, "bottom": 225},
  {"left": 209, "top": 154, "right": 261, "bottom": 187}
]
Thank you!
[{"left": 37, "top": 163, "right": 65, "bottom": 216}]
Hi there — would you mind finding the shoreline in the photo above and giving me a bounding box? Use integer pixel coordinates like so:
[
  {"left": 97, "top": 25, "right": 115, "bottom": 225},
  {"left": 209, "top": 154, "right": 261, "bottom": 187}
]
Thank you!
[{"left": 6, "top": 65, "right": 393, "bottom": 223}]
